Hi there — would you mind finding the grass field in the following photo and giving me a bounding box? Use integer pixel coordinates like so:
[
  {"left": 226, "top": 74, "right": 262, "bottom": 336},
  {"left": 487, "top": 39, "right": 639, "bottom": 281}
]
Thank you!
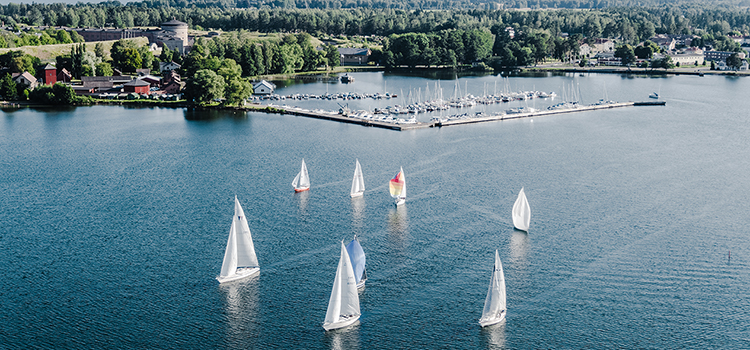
[{"left": 0, "top": 37, "right": 149, "bottom": 61}]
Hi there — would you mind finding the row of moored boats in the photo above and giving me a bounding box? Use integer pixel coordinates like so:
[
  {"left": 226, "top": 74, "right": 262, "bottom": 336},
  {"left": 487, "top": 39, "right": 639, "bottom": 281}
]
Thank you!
[{"left": 218, "top": 159, "right": 532, "bottom": 331}]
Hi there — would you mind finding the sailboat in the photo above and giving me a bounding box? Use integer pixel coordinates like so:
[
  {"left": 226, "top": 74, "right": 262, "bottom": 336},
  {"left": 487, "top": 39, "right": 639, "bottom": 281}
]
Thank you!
[
  {"left": 323, "top": 241, "right": 361, "bottom": 331},
  {"left": 292, "top": 159, "right": 310, "bottom": 192},
  {"left": 345, "top": 236, "right": 367, "bottom": 289},
  {"left": 350, "top": 159, "right": 365, "bottom": 198},
  {"left": 512, "top": 187, "right": 530, "bottom": 231},
  {"left": 389, "top": 167, "right": 406, "bottom": 206},
  {"left": 479, "top": 250, "right": 507, "bottom": 327},
  {"left": 217, "top": 196, "right": 260, "bottom": 284}
]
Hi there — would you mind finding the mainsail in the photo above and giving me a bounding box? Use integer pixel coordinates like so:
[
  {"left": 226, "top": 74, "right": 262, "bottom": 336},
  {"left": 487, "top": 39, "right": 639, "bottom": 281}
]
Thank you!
[
  {"left": 479, "top": 250, "right": 507, "bottom": 326},
  {"left": 219, "top": 196, "right": 259, "bottom": 281},
  {"left": 350, "top": 159, "right": 365, "bottom": 197},
  {"left": 292, "top": 159, "right": 310, "bottom": 191},
  {"left": 324, "top": 242, "right": 361, "bottom": 329},
  {"left": 512, "top": 187, "right": 530, "bottom": 231}
]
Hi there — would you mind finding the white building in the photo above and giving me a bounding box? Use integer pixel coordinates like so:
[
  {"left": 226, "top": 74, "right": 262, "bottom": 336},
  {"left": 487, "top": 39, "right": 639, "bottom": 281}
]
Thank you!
[{"left": 253, "top": 80, "right": 276, "bottom": 95}]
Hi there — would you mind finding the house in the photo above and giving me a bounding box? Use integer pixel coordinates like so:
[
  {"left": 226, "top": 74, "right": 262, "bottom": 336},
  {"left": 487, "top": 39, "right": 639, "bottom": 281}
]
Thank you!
[
  {"left": 579, "top": 43, "right": 592, "bottom": 57},
  {"left": 162, "top": 80, "right": 185, "bottom": 94},
  {"left": 592, "top": 39, "right": 615, "bottom": 53},
  {"left": 139, "top": 74, "right": 162, "bottom": 87},
  {"left": 72, "top": 86, "right": 96, "bottom": 95},
  {"left": 57, "top": 68, "right": 72, "bottom": 83},
  {"left": 123, "top": 79, "right": 150, "bottom": 94},
  {"left": 650, "top": 35, "right": 676, "bottom": 52},
  {"left": 159, "top": 61, "right": 181, "bottom": 73},
  {"left": 704, "top": 50, "right": 745, "bottom": 62},
  {"left": 671, "top": 53, "right": 704, "bottom": 66},
  {"left": 13, "top": 71, "right": 38, "bottom": 89},
  {"left": 43, "top": 63, "right": 57, "bottom": 85},
  {"left": 253, "top": 80, "right": 275, "bottom": 95},
  {"left": 337, "top": 48, "right": 371, "bottom": 65}
]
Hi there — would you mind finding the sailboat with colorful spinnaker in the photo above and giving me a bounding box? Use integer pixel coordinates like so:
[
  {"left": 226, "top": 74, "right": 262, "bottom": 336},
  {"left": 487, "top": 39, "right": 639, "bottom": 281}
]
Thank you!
[
  {"left": 292, "top": 159, "right": 310, "bottom": 192},
  {"left": 479, "top": 250, "right": 507, "bottom": 327},
  {"left": 217, "top": 196, "right": 260, "bottom": 284},
  {"left": 389, "top": 167, "right": 406, "bottom": 206},
  {"left": 323, "top": 241, "right": 361, "bottom": 331},
  {"left": 350, "top": 159, "right": 365, "bottom": 198},
  {"left": 345, "top": 236, "right": 367, "bottom": 289}
]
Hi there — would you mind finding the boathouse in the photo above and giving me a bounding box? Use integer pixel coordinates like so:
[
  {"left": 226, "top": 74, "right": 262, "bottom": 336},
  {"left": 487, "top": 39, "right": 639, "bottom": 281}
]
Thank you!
[
  {"left": 337, "top": 48, "right": 371, "bottom": 65},
  {"left": 253, "top": 80, "right": 276, "bottom": 95}
]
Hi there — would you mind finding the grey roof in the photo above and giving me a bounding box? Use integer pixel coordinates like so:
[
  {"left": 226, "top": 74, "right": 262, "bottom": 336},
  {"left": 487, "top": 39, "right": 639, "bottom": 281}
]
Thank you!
[
  {"left": 43, "top": 63, "right": 56, "bottom": 70},
  {"left": 337, "top": 48, "right": 370, "bottom": 56},
  {"left": 124, "top": 79, "right": 150, "bottom": 87}
]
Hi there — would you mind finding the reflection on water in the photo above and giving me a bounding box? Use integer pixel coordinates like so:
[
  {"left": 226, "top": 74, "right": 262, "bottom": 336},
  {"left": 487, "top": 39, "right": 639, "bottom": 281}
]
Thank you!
[
  {"left": 509, "top": 231, "right": 530, "bottom": 266},
  {"left": 480, "top": 321, "right": 507, "bottom": 350},
  {"left": 220, "top": 275, "right": 260, "bottom": 348},
  {"left": 296, "top": 190, "right": 310, "bottom": 215},
  {"left": 351, "top": 197, "right": 365, "bottom": 232},
  {"left": 324, "top": 321, "right": 361, "bottom": 350},
  {"left": 387, "top": 205, "right": 408, "bottom": 236},
  {"left": 184, "top": 108, "right": 247, "bottom": 120}
]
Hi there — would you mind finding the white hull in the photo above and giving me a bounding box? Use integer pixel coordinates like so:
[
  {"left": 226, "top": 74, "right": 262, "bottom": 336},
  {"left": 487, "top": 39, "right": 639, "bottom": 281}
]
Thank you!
[
  {"left": 479, "top": 310, "right": 506, "bottom": 327},
  {"left": 395, "top": 197, "right": 405, "bottom": 206},
  {"left": 350, "top": 192, "right": 363, "bottom": 198},
  {"left": 323, "top": 315, "right": 360, "bottom": 331},
  {"left": 356, "top": 279, "right": 366, "bottom": 290},
  {"left": 216, "top": 267, "right": 259, "bottom": 284}
]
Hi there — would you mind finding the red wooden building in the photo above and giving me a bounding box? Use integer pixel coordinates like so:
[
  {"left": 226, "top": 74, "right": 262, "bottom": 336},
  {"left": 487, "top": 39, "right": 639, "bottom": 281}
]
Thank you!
[
  {"left": 124, "top": 79, "right": 150, "bottom": 95},
  {"left": 43, "top": 64, "right": 57, "bottom": 85}
]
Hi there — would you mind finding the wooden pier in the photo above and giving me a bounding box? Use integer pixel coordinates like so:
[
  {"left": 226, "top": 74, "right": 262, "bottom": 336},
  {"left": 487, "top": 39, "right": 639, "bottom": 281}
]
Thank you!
[{"left": 260, "top": 100, "right": 665, "bottom": 131}]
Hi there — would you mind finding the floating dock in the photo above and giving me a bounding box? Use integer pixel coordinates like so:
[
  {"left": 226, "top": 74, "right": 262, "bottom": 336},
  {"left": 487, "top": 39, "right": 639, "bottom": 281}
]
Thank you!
[{"left": 258, "top": 100, "right": 665, "bottom": 131}]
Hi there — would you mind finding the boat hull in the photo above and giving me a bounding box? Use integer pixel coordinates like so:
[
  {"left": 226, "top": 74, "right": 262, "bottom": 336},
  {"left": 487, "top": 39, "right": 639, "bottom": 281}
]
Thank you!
[
  {"left": 356, "top": 280, "right": 366, "bottom": 290},
  {"left": 216, "top": 267, "right": 260, "bottom": 284},
  {"left": 323, "top": 315, "right": 360, "bottom": 331},
  {"left": 395, "top": 197, "right": 405, "bottom": 206},
  {"left": 479, "top": 310, "right": 506, "bottom": 327},
  {"left": 350, "top": 192, "right": 363, "bottom": 198},
  {"left": 294, "top": 187, "right": 310, "bottom": 193}
]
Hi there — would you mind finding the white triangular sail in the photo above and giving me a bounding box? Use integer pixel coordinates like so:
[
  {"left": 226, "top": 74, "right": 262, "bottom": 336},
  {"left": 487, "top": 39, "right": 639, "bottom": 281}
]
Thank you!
[
  {"left": 350, "top": 159, "right": 365, "bottom": 197},
  {"left": 218, "top": 196, "right": 260, "bottom": 283},
  {"left": 479, "top": 250, "right": 507, "bottom": 327},
  {"left": 292, "top": 159, "right": 310, "bottom": 191},
  {"left": 323, "top": 242, "right": 361, "bottom": 330},
  {"left": 345, "top": 237, "right": 367, "bottom": 288},
  {"left": 512, "top": 187, "right": 530, "bottom": 231}
]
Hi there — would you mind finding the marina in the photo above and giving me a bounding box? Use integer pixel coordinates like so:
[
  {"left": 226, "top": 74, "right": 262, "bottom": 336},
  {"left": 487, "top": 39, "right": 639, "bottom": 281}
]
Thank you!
[{"left": 260, "top": 100, "right": 666, "bottom": 131}]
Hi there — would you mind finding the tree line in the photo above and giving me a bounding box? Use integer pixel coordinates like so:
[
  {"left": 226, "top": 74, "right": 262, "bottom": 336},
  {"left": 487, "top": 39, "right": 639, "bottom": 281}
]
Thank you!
[{"left": 5, "top": 5, "right": 750, "bottom": 44}]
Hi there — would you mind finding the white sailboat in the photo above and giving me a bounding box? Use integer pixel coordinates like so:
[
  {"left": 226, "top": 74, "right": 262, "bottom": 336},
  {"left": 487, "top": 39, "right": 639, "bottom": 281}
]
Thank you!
[
  {"left": 292, "top": 159, "right": 310, "bottom": 192},
  {"left": 389, "top": 167, "right": 406, "bottom": 206},
  {"left": 479, "top": 250, "right": 507, "bottom": 327},
  {"left": 512, "top": 187, "right": 530, "bottom": 231},
  {"left": 217, "top": 196, "right": 260, "bottom": 284},
  {"left": 345, "top": 236, "right": 367, "bottom": 289},
  {"left": 350, "top": 159, "right": 365, "bottom": 198},
  {"left": 323, "top": 241, "right": 361, "bottom": 331}
]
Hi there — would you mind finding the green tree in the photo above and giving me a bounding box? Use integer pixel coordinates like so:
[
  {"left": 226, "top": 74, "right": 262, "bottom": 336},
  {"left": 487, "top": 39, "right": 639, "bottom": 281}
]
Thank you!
[
  {"left": 225, "top": 77, "right": 252, "bottom": 105},
  {"left": 217, "top": 58, "right": 243, "bottom": 81},
  {"left": 726, "top": 53, "right": 743, "bottom": 70},
  {"left": 0, "top": 73, "right": 18, "bottom": 100},
  {"left": 325, "top": 44, "right": 340, "bottom": 68},
  {"left": 186, "top": 69, "right": 225, "bottom": 105},
  {"left": 94, "top": 43, "right": 105, "bottom": 58},
  {"left": 96, "top": 62, "right": 113, "bottom": 76},
  {"left": 615, "top": 44, "right": 636, "bottom": 66}
]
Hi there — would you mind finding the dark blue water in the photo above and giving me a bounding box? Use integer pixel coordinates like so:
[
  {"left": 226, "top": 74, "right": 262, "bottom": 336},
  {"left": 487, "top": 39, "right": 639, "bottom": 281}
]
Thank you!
[{"left": 1, "top": 73, "right": 748, "bottom": 349}]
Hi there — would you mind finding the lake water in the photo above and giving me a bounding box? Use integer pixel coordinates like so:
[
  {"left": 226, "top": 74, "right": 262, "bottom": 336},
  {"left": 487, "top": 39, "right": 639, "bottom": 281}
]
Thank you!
[{"left": 1, "top": 72, "right": 749, "bottom": 349}]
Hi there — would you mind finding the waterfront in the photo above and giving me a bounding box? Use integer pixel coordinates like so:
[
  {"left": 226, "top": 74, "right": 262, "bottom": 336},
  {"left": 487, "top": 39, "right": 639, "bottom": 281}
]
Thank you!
[{"left": 1, "top": 73, "right": 749, "bottom": 349}]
